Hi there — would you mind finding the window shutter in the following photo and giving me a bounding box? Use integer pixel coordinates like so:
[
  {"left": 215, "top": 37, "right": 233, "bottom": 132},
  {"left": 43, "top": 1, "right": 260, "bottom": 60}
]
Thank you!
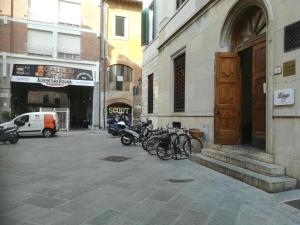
[
  {"left": 115, "top": 16, "right": 125, "bottom": 37},
  {"left": 59, "top": 1, "right": 81, "bottom": 26},
  {"left": 27, "top": 29, "right": 53, "bottom": 55},
  {"left": 141, "top": 9, "right": 149, "bottom": 46},
  {"left": 57, "top": 33, "right": 81, "bottom": 54}
]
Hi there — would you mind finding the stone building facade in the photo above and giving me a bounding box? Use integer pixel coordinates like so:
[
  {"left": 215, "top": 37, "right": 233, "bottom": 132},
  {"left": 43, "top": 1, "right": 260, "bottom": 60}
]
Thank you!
[
  {"left": 142, "top": 0, "right": 300, "bottom": 183},
  {"left": 0, "top": 0, "right": 101, "bottom": 128}
]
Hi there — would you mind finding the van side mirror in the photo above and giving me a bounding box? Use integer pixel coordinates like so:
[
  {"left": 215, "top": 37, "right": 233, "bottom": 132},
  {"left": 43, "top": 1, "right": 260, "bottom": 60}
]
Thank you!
[{"left": 14, "top": 120, "right": 25, "bottom": 127}]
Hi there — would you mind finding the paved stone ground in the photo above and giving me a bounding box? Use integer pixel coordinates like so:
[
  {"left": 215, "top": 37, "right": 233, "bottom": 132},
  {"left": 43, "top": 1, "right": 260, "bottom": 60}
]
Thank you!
[{"left": 0, "top": 131, "right": 300, "bottom": 225}]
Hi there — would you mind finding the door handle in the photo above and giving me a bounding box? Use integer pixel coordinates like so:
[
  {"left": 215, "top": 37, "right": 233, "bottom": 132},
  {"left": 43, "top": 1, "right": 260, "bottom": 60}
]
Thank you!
[{"left": 28, "top": 123, "right": 30, "bottom": 127}]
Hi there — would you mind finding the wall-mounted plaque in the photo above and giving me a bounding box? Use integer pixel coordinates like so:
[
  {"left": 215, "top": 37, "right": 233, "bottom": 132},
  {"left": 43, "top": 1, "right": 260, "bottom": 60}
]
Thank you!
[
  {"left": 283, "top": 60, "right": 296, "bottom": 77},
  {"left": 274, "top": 88, "right": 295, "bottom": 106}
]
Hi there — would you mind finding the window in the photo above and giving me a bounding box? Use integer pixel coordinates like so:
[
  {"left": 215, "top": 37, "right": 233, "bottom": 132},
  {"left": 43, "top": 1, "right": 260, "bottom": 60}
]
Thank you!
[
  {"left": 141, "top": 1, "right": 156, "bottom": 45},
  {"left": 148, "top": 74, "right": 154, "bottom": 114},
  {"left": 59, "top": 0, "right": 81, "bottom": 26},
  {"left": 174, "top": 53, "right": 185, "bottom": 112},
  {"left": 29, "top": 0, "right": 57, "bottom": 23},
  {"left": 113, "top": 15, "right": 128, "bottom": 39},
  {"left": 43, "top": 95, "right": 49, "bottom": 104},
  {"left": 16, "top": 115, "right": 29, "bottom": 123},
  {"left": 57, "top": 33, "right": 81, "bottom": 60},
  {"left": 27, "top": 29, "right": 53, "bottom": 56},
  {"left": 176, "top": 0, "right": 186, "bottom": 9},
  {"left": 115, "top": 16, "right": 125, "bottom": 37},
  {"left": 284, "top": 20, "right": 300, "bottom": 52},
  {"left": 0, "top": 61, "right": 3, "bottom": 77},
  {"left": 108, "top": 65, "right": 133, "bottom": 91}
]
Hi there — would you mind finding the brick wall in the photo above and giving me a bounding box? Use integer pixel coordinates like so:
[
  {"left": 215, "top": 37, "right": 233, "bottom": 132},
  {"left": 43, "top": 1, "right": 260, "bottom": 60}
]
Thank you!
[
  {"left": 0, "top": 20, "right": 11, "bottom": 52},
  {"left": 81, "top": 32, "right": 100, "bottom": 61},
  {"left": 11, "top": 21, "right": 27, "bottom": 54}
]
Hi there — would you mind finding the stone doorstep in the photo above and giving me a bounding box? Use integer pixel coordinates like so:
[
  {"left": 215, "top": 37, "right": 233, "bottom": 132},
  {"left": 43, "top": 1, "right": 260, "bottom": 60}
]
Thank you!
[
  {"left": 201, "top": 148, "right": 285, "bottom": 177},
  {"left": 189, "top": 154, "right": 297, "bottom": 193},
  {"left": 222, "top": 145, "right": 274, "bottom": 164}
]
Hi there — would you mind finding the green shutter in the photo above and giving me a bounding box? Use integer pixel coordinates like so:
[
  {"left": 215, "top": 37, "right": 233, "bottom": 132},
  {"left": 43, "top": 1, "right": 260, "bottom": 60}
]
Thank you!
[{"left": 141, "top": 9, "right": 149, "bottom": 46}]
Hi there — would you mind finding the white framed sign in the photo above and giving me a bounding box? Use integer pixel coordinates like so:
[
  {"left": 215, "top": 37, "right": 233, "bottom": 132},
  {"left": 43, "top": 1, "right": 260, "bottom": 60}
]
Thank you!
[
  {"left": 274, "top": 88, "right": 295, "bottom": 106},
  {"left": 11, "top": 64, "right": 94, "bottom": 87}
]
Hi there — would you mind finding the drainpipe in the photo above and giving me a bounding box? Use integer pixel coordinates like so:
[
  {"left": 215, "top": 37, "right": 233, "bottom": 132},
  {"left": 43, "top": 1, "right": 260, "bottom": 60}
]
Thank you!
[{"left": 100, "top": 0, "right": 107, "bottom": 129}]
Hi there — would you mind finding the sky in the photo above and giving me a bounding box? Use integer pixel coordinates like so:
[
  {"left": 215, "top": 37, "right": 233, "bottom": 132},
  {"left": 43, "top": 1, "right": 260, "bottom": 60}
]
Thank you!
[{"left": 143, "top": 0, "right": 152, "bottom": 8}]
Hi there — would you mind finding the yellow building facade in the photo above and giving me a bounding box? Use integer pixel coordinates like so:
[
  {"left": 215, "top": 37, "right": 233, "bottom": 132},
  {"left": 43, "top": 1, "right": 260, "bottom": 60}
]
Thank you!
[{"left": 102, "top": 0, "right": 142, "bottom": 125}]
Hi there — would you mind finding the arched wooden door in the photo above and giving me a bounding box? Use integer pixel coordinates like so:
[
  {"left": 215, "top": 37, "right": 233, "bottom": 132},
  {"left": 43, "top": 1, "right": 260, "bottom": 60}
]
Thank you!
[{"left": 215, "top": 6, "right": 267, "bottom": 149}]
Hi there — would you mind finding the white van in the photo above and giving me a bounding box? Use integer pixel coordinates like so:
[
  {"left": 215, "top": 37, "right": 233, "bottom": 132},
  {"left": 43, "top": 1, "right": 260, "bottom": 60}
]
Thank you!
[{"left": 2, "top": 112, "right": 59, "bottom": 137}]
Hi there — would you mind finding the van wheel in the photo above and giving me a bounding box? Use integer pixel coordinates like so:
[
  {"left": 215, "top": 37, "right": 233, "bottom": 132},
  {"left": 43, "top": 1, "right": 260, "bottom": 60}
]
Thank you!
[{"left": 43, "top": 129, "right": 53, "bottom": 138}]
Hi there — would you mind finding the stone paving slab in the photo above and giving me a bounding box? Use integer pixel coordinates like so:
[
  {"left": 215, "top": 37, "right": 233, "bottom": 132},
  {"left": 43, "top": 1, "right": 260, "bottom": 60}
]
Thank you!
[{"left": 0, "top": 131, "right": 299, "bottom": 225}]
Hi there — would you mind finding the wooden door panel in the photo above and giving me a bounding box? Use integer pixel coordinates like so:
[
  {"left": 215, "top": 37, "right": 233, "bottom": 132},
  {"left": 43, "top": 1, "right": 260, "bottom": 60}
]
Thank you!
[
  {"left": 252, "top": 42, "right": 266, "bottom": 146},
  {"left": 215, "top": 53, "right": 240, "bottom": 144}
]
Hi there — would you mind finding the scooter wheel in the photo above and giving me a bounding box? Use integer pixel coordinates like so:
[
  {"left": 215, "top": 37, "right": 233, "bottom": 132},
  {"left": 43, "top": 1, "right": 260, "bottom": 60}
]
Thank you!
[
  {"left": 9, "top": 135, "right": 19, "bottom": 144},
  {"left": 121, "top": 133, "right": 132, "bottom": 146}
]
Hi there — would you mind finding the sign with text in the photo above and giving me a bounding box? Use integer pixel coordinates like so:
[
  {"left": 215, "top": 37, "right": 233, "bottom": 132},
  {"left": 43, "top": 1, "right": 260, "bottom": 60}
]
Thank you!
[
  {"left": 107, "top": 103, "right": 132, "bottom": 123},
  {"left": 11, "top": 64, "right": 94, "bottom": 87},
  {"left": 274, "top": 88, "right": 295, "bottom": 106},
  {"left": 283, "top": 60, "right": 296, "bottom": 77}
]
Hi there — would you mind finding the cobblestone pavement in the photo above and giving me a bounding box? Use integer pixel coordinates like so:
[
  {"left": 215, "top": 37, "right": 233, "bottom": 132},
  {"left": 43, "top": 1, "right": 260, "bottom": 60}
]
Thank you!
[{"left": 0, "top": 131, "right": 300, "bottom": 225}]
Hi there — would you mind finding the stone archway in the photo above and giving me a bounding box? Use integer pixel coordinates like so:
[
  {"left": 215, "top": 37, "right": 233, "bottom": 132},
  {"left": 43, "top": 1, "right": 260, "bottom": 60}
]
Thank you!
[{"left": 220, "top": 0, "right": 272, "bottom": 50}]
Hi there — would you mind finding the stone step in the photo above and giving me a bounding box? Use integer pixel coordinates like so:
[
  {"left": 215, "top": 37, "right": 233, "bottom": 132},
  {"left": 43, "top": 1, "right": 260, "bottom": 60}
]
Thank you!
[
  {"left": 222, "top": 145, "right": 274, "bottom": 163},
  {"left": 201, "top": 148, "right": 285, "bottom": 176},
  {"left": 189, "top": 153, "right": 297, "bottom": 193}
]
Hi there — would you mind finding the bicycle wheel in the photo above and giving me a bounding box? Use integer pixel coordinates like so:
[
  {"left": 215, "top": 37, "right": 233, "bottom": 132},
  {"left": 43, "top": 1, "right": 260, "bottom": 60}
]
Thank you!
[
  {"left": 174, "top": 134, "right": 190, "bottom": 157},
  {"left": 142, "top": 137, "right": 149, "bottom": 151},
  {"left": 145, "top": 136, "right": 160, "bottom": 155},
  {"left": 156, "top": 144, "right": 173, "bottom": 160},
  {"left": 182, "top": 138, "right": 192, "bottom": 155}
]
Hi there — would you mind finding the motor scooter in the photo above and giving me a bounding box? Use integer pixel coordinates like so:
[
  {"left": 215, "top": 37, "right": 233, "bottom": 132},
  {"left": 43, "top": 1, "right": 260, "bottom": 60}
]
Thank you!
[
  {"left": 108, "top": 120, "right": 130, "bottom": 136},
  {"left": 0, "top": 119, "right": 25, "bottom": 144},
  {"left": 120, "top": 121, "right": 152, "bottom": 146}
]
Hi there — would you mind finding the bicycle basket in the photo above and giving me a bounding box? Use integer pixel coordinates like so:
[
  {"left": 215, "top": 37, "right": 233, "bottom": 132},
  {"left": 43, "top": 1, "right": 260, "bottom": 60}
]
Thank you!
[{"left": 189, "top": 129, "right": 204, "bottom": 138}]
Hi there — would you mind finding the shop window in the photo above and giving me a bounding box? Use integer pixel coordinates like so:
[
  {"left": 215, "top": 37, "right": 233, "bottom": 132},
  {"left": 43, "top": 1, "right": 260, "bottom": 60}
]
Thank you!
[
  {"left": 43, "top": 95, "right": 49, "bottom": 104},
  {"left": 55, "top": 98, "right": 60, "bottom": 107},
  {"left": 148, "top": 74, "right": 153, "bottom": 114},
  {"left": 108, "top": 65, "right": 133, "bottom": 91},
  {"left": 173, "top": 53, "right": 185, "bottom": 112},
  {"left": 176, "top": 0, "right": 186, "bottom": 9}
]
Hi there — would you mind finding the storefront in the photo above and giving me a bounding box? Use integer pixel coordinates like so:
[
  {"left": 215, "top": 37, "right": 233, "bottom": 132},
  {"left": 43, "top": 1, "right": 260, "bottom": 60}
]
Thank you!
[
  {"left": 107, "top": 103, "right": 132, "bottom": 124},
  {"left": 11, "top": 64, "right": 96, "bottom": 128}
]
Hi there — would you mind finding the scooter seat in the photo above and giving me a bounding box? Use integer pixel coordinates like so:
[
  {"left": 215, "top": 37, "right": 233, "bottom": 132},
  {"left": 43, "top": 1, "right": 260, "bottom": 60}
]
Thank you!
[{"left": 0, "top": 127, "right": 15, "bottom": 133}]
